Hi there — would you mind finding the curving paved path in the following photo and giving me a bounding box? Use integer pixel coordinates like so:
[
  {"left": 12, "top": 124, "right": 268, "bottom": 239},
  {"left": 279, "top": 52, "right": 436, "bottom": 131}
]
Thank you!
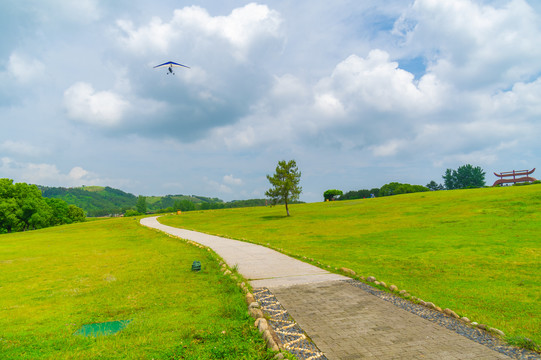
[
  {"left": 141, "top": 216, "right": 513, "bottom": 360},
  {"left": 140, "top": 216, "right": 346, "bottom": 288}
]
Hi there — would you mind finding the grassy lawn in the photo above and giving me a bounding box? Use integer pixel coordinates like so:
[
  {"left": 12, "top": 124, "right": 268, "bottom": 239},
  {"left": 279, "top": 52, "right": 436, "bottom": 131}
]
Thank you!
[
  {"left": 0, "top": 217, "right": 272, "bottom": 359},
  {"left": 160, "top": 185, "right": 541, "bottom": 347}
]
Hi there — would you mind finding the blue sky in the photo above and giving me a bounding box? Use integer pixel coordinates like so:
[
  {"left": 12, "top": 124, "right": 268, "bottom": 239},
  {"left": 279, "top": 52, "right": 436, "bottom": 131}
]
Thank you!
[{"left": 1, "top": 0, "right": 541, "bottom": 202}]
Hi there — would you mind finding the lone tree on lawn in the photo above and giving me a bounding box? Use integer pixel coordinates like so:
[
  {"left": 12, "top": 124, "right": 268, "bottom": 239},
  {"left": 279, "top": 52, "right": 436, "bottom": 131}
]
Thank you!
[
  {"left": 136, "top": 195, "right": 147, "bottom": 214},
  {"left": 265, "top": 160, "right": 302, "bottom": 216}
]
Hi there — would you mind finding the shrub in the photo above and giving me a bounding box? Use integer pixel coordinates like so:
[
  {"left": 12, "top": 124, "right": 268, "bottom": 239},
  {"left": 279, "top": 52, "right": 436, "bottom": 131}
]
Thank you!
[
  {"left": 323, "top": 189, "right": 343, "bottom": 201},
  {"left": 124, "top": 209, "right": 140, "bottom": 217},
  {"left": 379, "top": 182, "right": 429, "bottom": 197}
]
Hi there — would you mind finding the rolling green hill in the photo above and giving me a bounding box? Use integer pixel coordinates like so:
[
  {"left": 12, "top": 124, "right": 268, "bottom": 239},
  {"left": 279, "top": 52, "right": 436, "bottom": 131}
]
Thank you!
[
  {"left": 39, "top": 186, "right": 226, "bottom": 216},
  {"left": 39, "top": 186, "right": 269, "bottom": 216},
  {"left": 159, "top": 185, "right": 541, "bottom": 349},
  {"left": 40, "top": 186, "right": 137, "bottom": 217}
]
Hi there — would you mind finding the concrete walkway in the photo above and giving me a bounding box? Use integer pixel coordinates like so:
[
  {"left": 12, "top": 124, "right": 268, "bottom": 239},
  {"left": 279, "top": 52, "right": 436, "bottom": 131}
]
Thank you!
[
  {"left": 140, "top": 216, "right": 346, "bottom": 288},
  {"left": 141, "top": 216, "right": 512, "bottom": 360}
]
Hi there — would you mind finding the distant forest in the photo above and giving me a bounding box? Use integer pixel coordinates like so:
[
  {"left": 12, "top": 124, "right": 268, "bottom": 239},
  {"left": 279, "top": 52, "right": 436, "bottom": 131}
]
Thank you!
[
  {"left": 326, "top": 164, "right": 493, "bottom": 202},
  {"left": 40, "top": 186, "right": 137, "bottom": 217},
  {"left": 39, "top": 185, "right": 273, "bottom": 217},
  {"left": 326, "top": 182, "right": 431, "bottom": 202}
]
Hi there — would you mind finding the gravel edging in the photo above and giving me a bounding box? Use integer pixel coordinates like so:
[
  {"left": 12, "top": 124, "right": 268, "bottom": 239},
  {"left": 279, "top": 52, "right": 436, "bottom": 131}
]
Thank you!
[
  {"left": 253, "top": 288, "right": 328, "bottom": 360},
  {"left": 344, "top": 279, "right": 540, "bottom": 360}
]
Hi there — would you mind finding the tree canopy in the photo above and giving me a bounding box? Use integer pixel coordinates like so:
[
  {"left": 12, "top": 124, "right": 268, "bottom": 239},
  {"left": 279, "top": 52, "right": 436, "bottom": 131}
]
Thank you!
[
  {"left": 379, "top": 182, "right": 429, "bottom": 197},
  {"left": 443, "top": 164, "right": 486, "bottom": 190},
  {"left": 339, "top": 188, "right": 380, "bottom": 200},
  {"left": 265, "top": 160, "right": 302, "bottom": 216},
  {"left": 426, "top": 181, "right": 445, "bottom": 191},
  {"left": 136, "top": 195, "right": 147, "bottom": 214},
  {"left": 323, "top": 189, "right": 343, "bottom": 201},
  {"left": 0, "top": 178, "right": 85, "bottom": 233}
]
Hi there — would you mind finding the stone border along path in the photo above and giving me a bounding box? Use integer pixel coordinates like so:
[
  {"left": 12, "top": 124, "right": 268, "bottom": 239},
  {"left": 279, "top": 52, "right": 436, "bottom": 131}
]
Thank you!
[
  {"left": 140, "top": 217, "right": 538, "bottom": 360},
  {"left": 254, "top": 287, "right": 328, "bottom": 360}
]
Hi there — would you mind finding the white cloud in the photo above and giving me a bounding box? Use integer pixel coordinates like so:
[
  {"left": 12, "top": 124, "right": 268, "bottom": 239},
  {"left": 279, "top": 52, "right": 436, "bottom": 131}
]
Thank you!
[
  {"left": 162, "top": 181, "right": 184, "bottom": 191},
  {"left": 438, "top": 150, "right": 499, "bottom": 168},
  {"left": 7, "top": 53, "right": 45, "bottom": 83},
  {"left": 178, "top": 66, "right": 210, "bottom": 86},
  {"left": 206, "top": 3, "right": 283, "bottom": 59},
  {"left": 116, "top": 17, "right": 173, "bottom": 55},
  {"left": 64, "top": 82, "right": 129, "bottom": 127},
  {"left": 0, "top": 140, "right": 45, "bottom": 157},
  {"left": 223, "top": 174, "right": 243, "bottom": 186},
  {"left": 68, "top": 166, "right": 89, "bottom": 180},
  {"left": 489, "top": 77, "right": 541, "bottom": 116},
  {"left": 4, "top": 158, "right": 78, "bottom": 184},
  {"left": 316, "top": 50, "right": 444, "bottom": 114},
  {"left": 203, "top": 177, "right": 232, "bottom": 194},
  {"left": 205, "top": 49, "right": 446, "bottom": 152},
  {"left": 394, "top": 0, "right": 541, "bottom": 89},
  {"left": 0, "top": 157, "right": 125, "bottom": 188},
  {"left": 314, "top": 93, "right": 345, "bottom": 117},
  {"left": 371, "top": 139, "right": 406, "bottom": 157},
  {"left": 199, "top": 74, "right": 310, "bottom": 150},
  {"left": 24, "top": 162, "right": 63, "bottom": 183},
  {"left": 1, "top": 157, "right": 64, "bottom": 184},
  {"left": 116, "top": 3, "right": 283, "bottom": 60},
  {"left": 270, "top": 74, "right": 310, "bottom": 102}
]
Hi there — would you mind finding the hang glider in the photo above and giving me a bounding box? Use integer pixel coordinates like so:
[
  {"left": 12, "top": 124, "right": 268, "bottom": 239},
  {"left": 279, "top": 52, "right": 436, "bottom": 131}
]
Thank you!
[{"left": 153, "top": 61, "right": 190, "bottom": 75}]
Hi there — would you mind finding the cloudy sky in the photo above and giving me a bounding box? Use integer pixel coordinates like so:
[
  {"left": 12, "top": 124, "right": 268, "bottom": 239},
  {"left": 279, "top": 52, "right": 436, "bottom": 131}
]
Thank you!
[{"left": 1, "top": 0, "right": 541, "bottom": 202}]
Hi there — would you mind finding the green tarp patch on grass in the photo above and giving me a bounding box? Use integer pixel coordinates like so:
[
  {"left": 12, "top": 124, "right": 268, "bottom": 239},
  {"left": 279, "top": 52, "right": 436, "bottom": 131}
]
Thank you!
[{"left": 74, "top": 320, "right": 131, "bottom": 337}]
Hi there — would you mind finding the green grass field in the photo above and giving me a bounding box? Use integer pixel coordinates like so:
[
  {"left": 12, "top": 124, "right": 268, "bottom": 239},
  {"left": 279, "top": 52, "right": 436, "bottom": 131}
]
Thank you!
[
  {"left": 0, "top": 218, "right": 273, "bottom": 359},
  {"left": 160, "top": 185, "right": 541, "bottom": 347}
]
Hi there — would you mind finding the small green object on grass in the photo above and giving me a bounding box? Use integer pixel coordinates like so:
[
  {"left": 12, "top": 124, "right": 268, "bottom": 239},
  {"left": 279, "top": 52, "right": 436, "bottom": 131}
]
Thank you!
[
  {"left": 74, "top": 319, "right": 131, "bottom": 337},
  {"left": 191, "top": 260, "right": 201, "bottom": 271}
]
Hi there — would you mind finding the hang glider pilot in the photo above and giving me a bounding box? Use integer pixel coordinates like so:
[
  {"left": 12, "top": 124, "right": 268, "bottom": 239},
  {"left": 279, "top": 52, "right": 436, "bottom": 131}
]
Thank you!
[{"left": 153, "top": 61, "right": 190, "bottom": 75}]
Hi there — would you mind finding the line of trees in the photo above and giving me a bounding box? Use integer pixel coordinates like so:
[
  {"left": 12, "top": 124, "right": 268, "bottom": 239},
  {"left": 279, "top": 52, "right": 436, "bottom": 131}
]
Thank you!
[
  {"left": 340, "top": 188, "right": 380, "bottom": 200},
  {"left": 379, "top": 182, "right": 429, "bottom": 196},
  {"left": 1, "top": 179, "right": 85, "bottom": 234},
  {"left": 325, "top": 164, "right": 487, "bottom": 201},
  {"left": 138, "top": 198, "right": 273, "bottom": 215}
]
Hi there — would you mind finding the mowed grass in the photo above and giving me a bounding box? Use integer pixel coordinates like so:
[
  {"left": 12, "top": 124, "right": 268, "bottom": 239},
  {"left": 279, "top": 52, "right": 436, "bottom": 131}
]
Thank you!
[
  {"left": 160, "top": 185, "right": 541, "bottom": 346},
  {"left": 0, "top": 218, "right": 272, "bottom": 359}
]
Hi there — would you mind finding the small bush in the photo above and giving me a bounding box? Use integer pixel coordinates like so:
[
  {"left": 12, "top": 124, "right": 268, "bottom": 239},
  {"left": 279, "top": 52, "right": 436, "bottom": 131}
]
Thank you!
[{"left": 124, "top": 209, "right": 140, "bottom": 217}]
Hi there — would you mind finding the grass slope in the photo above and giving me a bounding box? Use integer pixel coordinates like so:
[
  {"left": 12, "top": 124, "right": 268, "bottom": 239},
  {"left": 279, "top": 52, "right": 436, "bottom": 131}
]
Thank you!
[
  {"left": 160, "top": 185, "right": 541, "bottom": 346},
  {"left": 0, "top": 218, "right": 271, "bottom": 359}
]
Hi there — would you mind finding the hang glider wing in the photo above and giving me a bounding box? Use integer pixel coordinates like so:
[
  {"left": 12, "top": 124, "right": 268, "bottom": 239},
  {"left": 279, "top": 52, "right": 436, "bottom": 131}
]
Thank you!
[{"left": 153, "top": 61, "right": 190, "bottom": 69}]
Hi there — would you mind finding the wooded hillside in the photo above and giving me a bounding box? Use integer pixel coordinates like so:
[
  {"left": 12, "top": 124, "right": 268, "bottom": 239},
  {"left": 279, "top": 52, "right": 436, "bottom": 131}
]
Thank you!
[
  {"left": 40, "top": 186, "right": 137, "bottom": 217},
  {"left": 39, "top": 186, "right": 269, "bottom": 216}
]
